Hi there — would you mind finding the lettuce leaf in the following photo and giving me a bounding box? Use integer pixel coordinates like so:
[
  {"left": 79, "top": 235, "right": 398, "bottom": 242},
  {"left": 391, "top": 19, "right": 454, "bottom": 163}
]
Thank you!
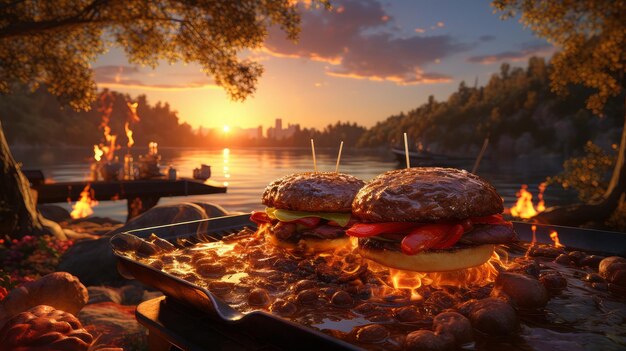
[{"left": 265, "top": 207, "right": 351, "bottom": 227}]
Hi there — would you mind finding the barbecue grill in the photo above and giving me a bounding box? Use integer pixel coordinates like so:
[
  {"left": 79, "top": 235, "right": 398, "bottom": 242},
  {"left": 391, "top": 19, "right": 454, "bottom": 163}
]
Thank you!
[{"left": 112, "top": 214, "right": 626, "bottom": 351}]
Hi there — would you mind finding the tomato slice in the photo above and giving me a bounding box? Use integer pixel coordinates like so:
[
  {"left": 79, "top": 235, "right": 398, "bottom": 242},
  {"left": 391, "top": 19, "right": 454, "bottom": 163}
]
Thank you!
[
  {"left": 432, "top": 224, "right": 464, "bottom": 249},
  {"left": 401, "top": 224, "right": 449, "bottom": 255},
  {"left": 250, "top": 211, "right": 271, "bottom": 224},
  {"left": 346, "top": 222, "right": 419, "bottom": 238},
  {"left": 292, "top": 216, "right": 321, "bottom": 228},
  {"left": 471, "top": 214, "right": 512, "bottom": 227}
]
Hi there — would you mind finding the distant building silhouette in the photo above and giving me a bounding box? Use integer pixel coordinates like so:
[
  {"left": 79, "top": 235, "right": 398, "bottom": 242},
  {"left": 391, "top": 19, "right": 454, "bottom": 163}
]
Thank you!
[{"left": 267, "top": 118, "right": 299, "bottom": 139}]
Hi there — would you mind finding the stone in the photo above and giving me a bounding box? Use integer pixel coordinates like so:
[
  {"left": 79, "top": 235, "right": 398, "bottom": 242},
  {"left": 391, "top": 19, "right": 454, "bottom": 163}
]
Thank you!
[
  {"left": 58, "top": 237, "right": 120, "bottom": 286},
  {"left": 493, "top": 272, "right": 548, "bottom": 309},
  {"left": 0, "top": 272, "right": 88, "bottom": 328},
  {"left": 37, "top": 204, "right": 71, "bottom": 223},
  {"left": 78, "top": 302, "right": 146, "bottom": 349},
  {"left": 460, "top": 298, "right": 519, "bottom": 335},
  {"left": 599, "top": 256, "right": 626, "bottom": 278},
  {"left": 432, "top": 311, "right": 473, "bottom": 345},
  {"left": 87, "top": 286, "right": 122, "bottom": 305},
  {"left": 539, "top": 272, "right": 567, "bottom": 295},
  {"left": 404, "top": 330, "right": 454, "bottom": 351}
]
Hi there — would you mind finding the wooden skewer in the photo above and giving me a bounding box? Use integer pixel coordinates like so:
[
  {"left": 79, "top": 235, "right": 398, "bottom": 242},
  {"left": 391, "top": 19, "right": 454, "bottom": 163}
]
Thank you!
[
  {"left": 335, "top": 141, "right": 344, "bottom": 173},
  {"left": 403, "top": 133, "right": 410, "bottom": 168},
  {"left": 311, "top": 139, "right": 317, "bottom": 172},
  {"left": 472, "top": 137, "right": 489, "bottom": 174}
]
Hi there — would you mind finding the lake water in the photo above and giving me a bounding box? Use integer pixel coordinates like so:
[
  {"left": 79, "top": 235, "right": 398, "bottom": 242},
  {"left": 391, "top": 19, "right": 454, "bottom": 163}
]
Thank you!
[{"left": 12, "top": 146, "right": 574, "bottom": 222}]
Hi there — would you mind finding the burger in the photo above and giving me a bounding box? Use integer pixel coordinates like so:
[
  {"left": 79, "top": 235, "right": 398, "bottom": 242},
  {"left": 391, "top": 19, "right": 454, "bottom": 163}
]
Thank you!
[
  {"left": 349, "top": 167, "right": 516, "bottom": 272},
  {"left": 250, "top": 172, "right": 365, "bottom": 252}
]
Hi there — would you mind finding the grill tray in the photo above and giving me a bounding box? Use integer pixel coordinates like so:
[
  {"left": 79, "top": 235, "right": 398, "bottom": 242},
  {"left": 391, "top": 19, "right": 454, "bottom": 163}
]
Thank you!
[
  {"left": 112, "top": 214, "right": 626, "bottom": 350},
  {"left": 113, "top": 214, "right": 361, "bottom": 350}
]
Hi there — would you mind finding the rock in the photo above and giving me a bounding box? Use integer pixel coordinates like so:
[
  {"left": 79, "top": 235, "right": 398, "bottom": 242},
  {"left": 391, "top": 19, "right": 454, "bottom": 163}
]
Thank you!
[
  {"left": 59, "top": 237, "right": 120, "bottom": 285},
  {"left": 554, "top": 254, "right": 574, "bottom": 265},
  {"left": 599, "top": 256, "right": 626, "bottom": 278},
  {"left": 432, "top": 311, "right": 473, "bottom": 345},
  {"left": 394, "top": 306, "right": 420, "bottom": 322},
  {"left": 539, "top": 272, "right": 567, "bottom": 295},
  {"left": 0, "top": 305, "right": 93, "bottom": 351},
  {"left": 248, "top": 288, "right": 271, "bottom": 307},
  {"left": 87, "top": 286, "right": 122, "bottom": 305},
  {"left": 529, "top": 246, "right": 563, "bottom": 258},
  {"left": 331, "top": 290, "right": 353, "bottom": 307},
  {"left": 579, "top": 255, "right": 603, "bottom": 270},
  {"left": 0, "top": 272, "right": 88, "bottom": 328},
  {"left": 78, "top": 302, "right": 146, "bottom": 349},
  {"left": 599, "top": 257, "right": 626, "bottom": 288},
  {"left": 38, "top": 204, "right": 71, "bottom": 222},
  {"left": 270, "top": 299, "right": 297, "bottom": 317},
  {"left": 404, "top": 330, "right": 454, "bottom": 351},
  {"left": 107, "top": 203, "right": 210, "bottom": 238},
  {"left": 608, "top": 266, "right": 626, "bottom": 287},
  {"left": 355, "top": 324, "right": 389, "bottom": 343},
  {"left": 493, "top": 272, "right": 548, "bottom": 309},
  {"left": 567, "top": 251, "right": 586, "bottom": 265},
  {"left": 460, "top": 298, "right": 519, "bottom": 335},
  {"left": 506, "top": 259, "right": 540, "bottom": 278},
  {"left": 119, "top": 284, "right": 150, "bottom": 305}
]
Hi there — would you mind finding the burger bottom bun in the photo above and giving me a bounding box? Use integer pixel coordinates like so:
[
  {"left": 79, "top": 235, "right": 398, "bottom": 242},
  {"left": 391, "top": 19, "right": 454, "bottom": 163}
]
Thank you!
[
  {"left": 359, "top": 243, "right": 495, "bottom": 272},
  {"left": 259, "top": 225, "right": 352, "bottom": 253}
]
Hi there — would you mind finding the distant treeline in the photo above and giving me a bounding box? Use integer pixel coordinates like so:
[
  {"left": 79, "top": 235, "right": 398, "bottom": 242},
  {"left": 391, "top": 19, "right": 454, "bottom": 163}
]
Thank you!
[
  {"left": 360, "top": 57, "right": 624, "bottom": 157},
  {"left": 0, "top": 87, "right": 366, "bottom": 148},
  {"left": 1, "top": 56, "right": 623, "bottom": 156}
]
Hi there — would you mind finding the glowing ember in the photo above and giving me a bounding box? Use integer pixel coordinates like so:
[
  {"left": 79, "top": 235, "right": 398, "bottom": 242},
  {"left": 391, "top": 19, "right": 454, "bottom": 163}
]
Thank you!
[
  {"left": 70, "top": 184, "right": 99, "bottom": 219},
  {"left": 93, "top": 145, "right": 104, "bottom": 162},
  {"left": 510, "top": 184, "right": 547, "bottom": 219},
  {"left": 549, "top": 230, "right": 564, "bottom": 248}
]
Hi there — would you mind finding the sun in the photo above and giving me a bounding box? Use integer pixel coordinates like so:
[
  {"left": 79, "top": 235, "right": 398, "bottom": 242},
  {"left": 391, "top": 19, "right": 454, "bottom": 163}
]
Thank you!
[{"left": 223, "top": 125, "right": 231, "bottom": 133}]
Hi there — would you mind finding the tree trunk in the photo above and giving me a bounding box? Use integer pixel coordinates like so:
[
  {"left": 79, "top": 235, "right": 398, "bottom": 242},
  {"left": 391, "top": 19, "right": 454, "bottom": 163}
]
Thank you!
[
  {"left": 0, "top": 121, "right": 65, "bottom": 239},
  {"left": 534, "top": 97, "right": 626, "bottom": 226}
]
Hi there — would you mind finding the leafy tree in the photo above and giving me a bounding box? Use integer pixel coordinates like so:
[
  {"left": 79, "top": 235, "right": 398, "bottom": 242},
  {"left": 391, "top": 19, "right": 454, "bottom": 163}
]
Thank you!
[
  {"left": 0, "top": 0, "right": 328, "bottom": 238},
  {"left": 493, "top": 0, "right": 626, "bottom": 226}
]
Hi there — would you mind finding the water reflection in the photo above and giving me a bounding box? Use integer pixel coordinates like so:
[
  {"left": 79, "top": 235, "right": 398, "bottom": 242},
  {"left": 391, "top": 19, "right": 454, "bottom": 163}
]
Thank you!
[
  {"left": 222, "top": 148, "right": 230, "bottom": 187},
  {"left": 11, "top": 147, "right": 575, "bottom": 222}
]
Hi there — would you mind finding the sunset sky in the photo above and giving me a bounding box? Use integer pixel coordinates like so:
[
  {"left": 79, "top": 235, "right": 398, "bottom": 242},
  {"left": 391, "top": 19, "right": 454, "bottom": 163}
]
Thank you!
[{"left": 93, "top": 0, "right": 554, "bottom": 131}]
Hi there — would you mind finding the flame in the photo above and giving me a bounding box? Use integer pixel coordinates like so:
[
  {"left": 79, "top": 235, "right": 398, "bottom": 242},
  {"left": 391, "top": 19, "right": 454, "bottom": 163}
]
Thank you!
[
  {"left": 126, "top": 101, "right": 140, "bottom": 123},
  {"left": 70, "top": 184, "right": 99, "bottom": 219},
  {"left": 549, "top": 230, "right": 564, "bottom": 248},
  {"left": 98, "top": 93, "right": 117, "bottom": 162},
  {"left": 367, "top": 251, "right": 505, "bottom": 301},
  {"left": 509, "top": 183, "right": 547, "bottom": 219},
  {"left": 125, "top": 122, "right": 134, "bottom": 148},
  {"left": 93, "top": 145, "right": 104, "bottom": 162}
]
